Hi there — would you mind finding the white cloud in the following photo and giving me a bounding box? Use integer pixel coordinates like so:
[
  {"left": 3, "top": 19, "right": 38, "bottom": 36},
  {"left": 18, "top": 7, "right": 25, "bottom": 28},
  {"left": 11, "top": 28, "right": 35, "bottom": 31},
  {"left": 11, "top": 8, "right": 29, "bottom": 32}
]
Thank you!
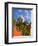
[
  {"left": 18, "top": 10, "right": 22, "bottom": 12},
  {"left": 20, "top": 15, "right": 25, "bottom": 22}
]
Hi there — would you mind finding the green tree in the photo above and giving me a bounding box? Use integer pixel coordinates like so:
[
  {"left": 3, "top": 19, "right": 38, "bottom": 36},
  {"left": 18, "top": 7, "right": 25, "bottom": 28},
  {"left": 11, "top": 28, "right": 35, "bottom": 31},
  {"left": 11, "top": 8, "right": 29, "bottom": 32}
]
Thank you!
[{"left": 13, "top": 19, "right": 16, "bottom": 24}]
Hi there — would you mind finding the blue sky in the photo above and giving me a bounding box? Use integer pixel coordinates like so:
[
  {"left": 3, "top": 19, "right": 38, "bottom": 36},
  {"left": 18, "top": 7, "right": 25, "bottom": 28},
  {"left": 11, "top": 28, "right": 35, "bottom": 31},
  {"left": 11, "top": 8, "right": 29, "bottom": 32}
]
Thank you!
[{"left": 12, "top": 8, "right": 32, "bottom": 23}]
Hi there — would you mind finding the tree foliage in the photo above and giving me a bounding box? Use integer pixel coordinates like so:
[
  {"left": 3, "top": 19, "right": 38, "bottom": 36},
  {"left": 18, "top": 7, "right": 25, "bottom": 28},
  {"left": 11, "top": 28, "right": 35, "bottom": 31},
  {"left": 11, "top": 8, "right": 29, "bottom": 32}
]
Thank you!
[{"left": 16, "top": 22, "right": 31, "bottom": 36}]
